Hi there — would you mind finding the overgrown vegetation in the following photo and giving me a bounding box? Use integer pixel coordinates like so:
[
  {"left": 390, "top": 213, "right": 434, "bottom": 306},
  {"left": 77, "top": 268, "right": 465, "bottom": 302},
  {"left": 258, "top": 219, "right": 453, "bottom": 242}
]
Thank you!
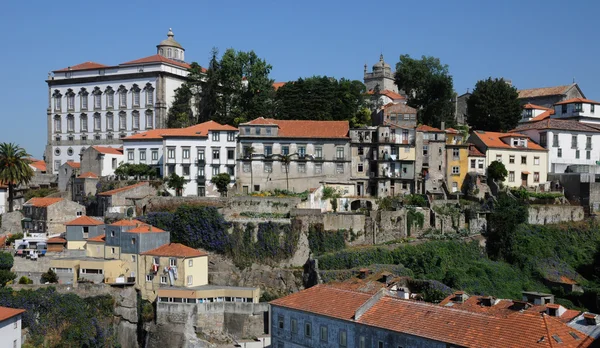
[
  {"left": 24, "top": 187, "right": 59, "bottom": 201},
  {"left": 40, "top": 268, "right": 59, "bottom": 284},
  {"left": 406, "top": 208, "right": 425, "bottom": 236},
  {"left": 377, "top": 194, "right": 428, "bottom": 211},
  {"left": 510, "top": 188, "right": 564, "bottom": 202},
  {"left": 0, "top": 251, "right": 15, "bottom": 286},
  {"left": 114, "top": 163, "right": 158, "bottom": 179},
  {"left": 239, "top": 212, "right": 289, "bottom": 219},
  {"left": 250, "top": 189, "right": 309, "bottom": 200},
  {"left": 308, "top": 224, "right": 346, "bottom": 255}
]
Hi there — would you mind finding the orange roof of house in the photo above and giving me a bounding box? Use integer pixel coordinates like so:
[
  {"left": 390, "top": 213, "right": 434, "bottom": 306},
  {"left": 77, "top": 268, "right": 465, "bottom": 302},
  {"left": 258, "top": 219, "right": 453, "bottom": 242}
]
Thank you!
[
  {"left": 87, "top": 235, "right": 106, "bottom": 243},
  {"left": 416, "top": 124, "right": 444, "bottom": 132},
  {"left": 468, "top": 144, "right": 485, "bottom": 157},
  {"left": 124, "top": 121, "right": 237, "bottom": 140},
  {"left": 241, "top": 118, "right": 349, "bottom": 138},
  {"left": 25, "top": 197, "right": 63, "bottom": 207},
  {"left": 92, "top": 146, "right": 123, "bottom": 155},
  {"left": 97, "top": 182, "right": 148, "bottom": 196},
  {"left": 0, "top": 306, "right": 25, "bottom": 322},
  {"left": 470, "top": 130, "right": 546, "bottom": 151},
  {"left": 523, "top": 103, "right": 551, "bottom": 110},
  {"left": 445, "top": 127, "right": 458, "bottom": 134},
  {"left": 555, "top": 97, "right": 600, "bottom": 106},
  {"left": 29, "top": 158, "right": 47, "bottom": 172},
  {"left": 382, "top": 102, "right": 417, "bottom": 114},
  {"left": 528, "top": 109, "right": 555, "bottom": 122},
  {"left": 120, "top": 54, "right": 194, "bottom": 70},
  {"left": 110, "top": 219, "right": 145, "bottom": 227},
  {"left": 65, "top": 161, "right": 80, "bottom": 169},
  {"left": 513, "top": 118, "right": 600, "bottom": 133},
  {"left": 140, "top": 243, "right": 208, "bottom": 257},
  {"left": 518, "top": 85, "right": 573, "bottom": 99},
  {"left": 65, "top": 215, "right": 104, "bottom": 226},
  {"left": 367, "top": 89, "right": 406, "bottom": 100},
  {"left": 46, "top": 237, "right": 66, "bottom": 244},
  {"left": 54, "top": 61, "right": 109, "bottom": 72},
  {"left": 78, "top": 172, "right": 99, "bottom": 179},
  {"left": 273, "top": 82, "right": 287, "bottom": 90},
  {"left": 272, "top": 285, "right": 593, "bottom": 348},
  {"left": 127, "top": 225, "right": 165, "bottom": 233}
]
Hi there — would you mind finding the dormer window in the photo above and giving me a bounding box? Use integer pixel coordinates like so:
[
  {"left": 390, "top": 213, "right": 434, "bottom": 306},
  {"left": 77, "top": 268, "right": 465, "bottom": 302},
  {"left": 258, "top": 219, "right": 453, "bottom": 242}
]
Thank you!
[
  {"left": 575, "top": 103, "right": 583, "bottom": 112},
  {"left": 525, "top": 109, "right": 532, "bottom": 118}
]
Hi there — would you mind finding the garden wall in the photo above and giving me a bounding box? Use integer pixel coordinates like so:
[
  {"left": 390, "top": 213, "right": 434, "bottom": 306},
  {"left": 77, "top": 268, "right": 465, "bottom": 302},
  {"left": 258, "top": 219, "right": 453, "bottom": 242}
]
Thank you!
[{"left": 528, "top": 205, "right": 585, "bottom": 225}]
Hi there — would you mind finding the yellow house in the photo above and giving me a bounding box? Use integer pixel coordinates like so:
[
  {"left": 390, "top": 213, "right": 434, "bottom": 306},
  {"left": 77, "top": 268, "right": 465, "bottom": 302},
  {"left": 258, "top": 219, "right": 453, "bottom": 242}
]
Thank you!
[
  {"left": 445, "top": 128, "right": 470, "bottom": 193},
  {"left": 139, "top": 243, "right": 209, "bottom": 301}
]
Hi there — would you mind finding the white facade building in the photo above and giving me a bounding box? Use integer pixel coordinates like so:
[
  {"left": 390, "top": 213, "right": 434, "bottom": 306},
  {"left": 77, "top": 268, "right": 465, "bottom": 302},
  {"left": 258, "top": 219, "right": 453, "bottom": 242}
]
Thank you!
[
  {"left": 0, "top": 306, "right": 25, "bottom": 348},
  {"left": 514, "top": 118, "right": 600, "bottom": 173},
  {"left": 123, "top": 121, "right": 238, "bottom": 197},
  {"left": 551, "top": 98, "right": 600, "bottom": 124},
  {"left": 45, "top": 29, "right": 196, "bottom": 174},
  {"left": 519, "top": 103, "right": 553, "bottom": 123},
  {"left": 0, "top": 183, "right": 7, "bottom": 215}
]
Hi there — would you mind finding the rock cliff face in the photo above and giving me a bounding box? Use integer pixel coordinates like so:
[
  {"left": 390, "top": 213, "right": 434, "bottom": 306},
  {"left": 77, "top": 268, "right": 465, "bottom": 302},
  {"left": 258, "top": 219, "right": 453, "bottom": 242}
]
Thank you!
[{"left": 0, "top": 210, "right": 23, "bottom": 235}]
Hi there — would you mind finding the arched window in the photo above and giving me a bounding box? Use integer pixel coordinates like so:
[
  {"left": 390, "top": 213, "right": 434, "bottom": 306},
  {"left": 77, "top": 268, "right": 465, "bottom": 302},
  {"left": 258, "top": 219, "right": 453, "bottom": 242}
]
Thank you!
[
  {"left": 174, "top": 50, "right": 179, "bottom": 60},
  {"left": 131, "top": 84, "right": 141, "bottom": 107},
  {"left": 167, "top": 48, "right": 172, "bottom": 58},
  {"left": 53, "top": 90, "right": 62, "bottom": 111},
  {"left": 66, "top": 89, "right": 75, "bottom": 111},
  {"left": 119, "top": 111, "right": 127, "bottom": 130},
  {"left": 117, "top": 85, "right": 128, "bottom": 108},
  {"left": 54, "top": 115, "right": 61, "bottom": 133},
  {"left": 159, "top": 48, "right": 164, "bottom": 56},
  {"left": 92, "top": 87, "right": 102, "bottom": 109},
  {"left": 145, "top": 110, "right": 153, "bottom": 129},
  {"left": 105, "top": 86, "right": 115, "bottom": 109},
  {"left": 143, "top": 83, "right": 154, "bottom": 106},
  {"left": 96, "top": 113, "right": 104, "bottom": 131},
  {"left": 132, "top": 111, "right": 140, "bottom": 130},
  {"left": 106, "top": 112, "right": 113, "bottom": 131},
  {"left": 67, "top": 114, "right": 74, "bottom": 132},
  {"left": 80, "top": 114, "right": 88, "bottom": 132},
  {"left": 79, "top": 88, "right": 89, "bottom": 110}
]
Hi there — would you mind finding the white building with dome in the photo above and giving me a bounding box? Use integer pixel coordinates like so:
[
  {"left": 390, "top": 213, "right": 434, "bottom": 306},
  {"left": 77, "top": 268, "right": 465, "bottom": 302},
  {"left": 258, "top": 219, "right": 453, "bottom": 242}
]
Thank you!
[{"left": 45, "top": 29, "right": 199, "bottom": 174}]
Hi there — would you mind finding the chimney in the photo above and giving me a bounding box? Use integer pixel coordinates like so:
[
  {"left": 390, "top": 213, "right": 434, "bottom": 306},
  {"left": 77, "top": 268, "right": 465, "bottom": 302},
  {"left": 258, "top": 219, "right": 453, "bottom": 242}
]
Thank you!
[
  {"left": 440, "top": 121, "right": 445, "bottom": 131},
  {"left": 359, "top": 268, "right": 370, "bottom": 279},
  {"left": 480, "top": 296, "right": 495, "bottom": 307},
  {"left": 584, "top": 313, "right": 599, "bottom": 325},
  {"left": 546, "top": 304, "right": 565, "bottom": 317},
  {"left": 454, "top": 291, "right": 467, "bottom": 303},
  {"left": 149, "top": 225, "right": 152, "bottom": 232}
]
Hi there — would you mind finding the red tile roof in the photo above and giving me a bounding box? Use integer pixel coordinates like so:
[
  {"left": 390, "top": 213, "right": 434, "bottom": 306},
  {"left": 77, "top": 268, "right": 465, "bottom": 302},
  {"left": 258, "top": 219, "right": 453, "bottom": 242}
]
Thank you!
[
  {"left": 29, "top": 158, "right": 47, "bottom": 172},
  {"left": 123, "top": 121, "right": 237, "bottom": 140},
  {"left": 140, "top": 243, "right": 208, "bottom": 257},
  {"left": 382, "top": 102, "right": 418, "bottom": 115},
  {"left": 445, "top": 127, "right": 458, "bottom": 134},
  {"left": 92, "top": 146, "right": 123, "bottom": 155},
  {"left": 65, "top": 161, "right": 80, "bottom": 169},
  {"left": 470, "top": 130, "right": 546, "bottom": 151},
  {"left": 367, "top": 89, "right": 406, "bottom": 100},
  {"left": 518, "top": 85, "right": 573, "bottom": 99},
  {"left": 523, "top": 103, "right": 551, "bottom": 110},
  {"left": 513, "top": 118, "right": 600, "bottom": 133},
  {"left": 120, "top": 54, "right": 194, "bottom": 70},
  {"left": 273, "top": 82, "right": 287, "bottom": 90},
  {"left": 0, "top": 306, "right": 25, "bottom": 322},
  {"left": 25, "top": 197, "right": 63, "bottom": 207},
  {"left": 468, "top": 144, "right": 486, "bottom": 157},
  {"left": 78, "top": 172, "right": 99, "bottom": 179},
  {"left": 416, "top": 124, "right": 444, "bottom": 132},
  {"left": 528, "top": 109, "right": 555, "bottom": 122},
  {"left": 272, "top": 285, "right": 594, "bottom": 348},
  {"left": 127, "top": 224, "right": 165, "bottom": 233},
  {"left": 97, "top": 182, "right": 148, "bottom": 196},
  {"left": 555, "top": 97, "right": 600, "bottom": 106},
  {"left": 65, "top": 215, "right": 104, "bottom": 226},
  {"left": 241, "top": 118, "right": 349, "bottom": 138},
  {"left": 87, "top": 235, "right": 106, "bottom": 243},
  {"left": 54, "top": 61, "right": 109, "bottom": 72},
  {"left": 110, "top": 219, "right": 145, "bottom": 227},
  {"left": 46, "top": 237, "right": 66, "bottom": 244}
]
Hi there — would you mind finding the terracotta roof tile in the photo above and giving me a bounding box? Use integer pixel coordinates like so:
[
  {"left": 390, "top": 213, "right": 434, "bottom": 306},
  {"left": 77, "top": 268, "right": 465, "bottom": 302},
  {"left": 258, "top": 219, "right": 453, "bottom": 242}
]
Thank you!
[
  {"left": 528, "top": 109, "right": 555, "bottom": 122},
  {"left": 110, "top": 219, "right": 145, "bottom": 227},
  {"left": 0, "top": 306, "right": 25, "bottom": 322},
  {"left": 78, "top": 172, "right": 99, "bottom": 179},
  {"left": 523, "top": 103, "right": 552, "bottom": 110},
  {"left": 92, "top": 146, "right": 123, "bottom": 155},
  {"left": 46, "top": 237, "right": 66, "bottom": 244},
  {"left": 65, "top": 215, "right": 104, "bottom": 226},
  {"left": 97, "top": 182, "right": 148, "bottom": 196},
  {"left": 65, "top": 161, "right": 80, "bottom": 169},
  {"left": 25, "top": 197, "right": 63, "bottom": 207},
  {"left": 416, "top": 124, "right": 444, "bottom": 132},
  {"left": 140, "top": 243, "right": 208, "bottom": 257},
  {"left": 513, "top": 118, "right": 600, "bottom": 133},
  {"left": 470, "top": 130, "right": 546, "bottom": 151},
  {"left": 445, "top": 127, "right": 458, "bottom": 134},
  {"left": 127, "top": 224, "right": 165, "bottom": 233},
  {"left": 54, "top": 61, "right": 109, "bottom": 72},
  {"left": 468, "top": 144, "right": 485, "bottom": 157},
  {"left": 382, "top": 103, "right": 417, "bottom": 114},
  {"left": 273, "top": 82, "right": 286, "bottom": 90},
  {"left": 29, "top": 159, "right": 47, "bottom": 172},
  {"left": 555, "top": 97, "right": 600, "bottom": 106},
  {"left": 120, "top": 54, "right": 196, "bottom": 70},
  {"left": 518, "top": 85, "right": 573, "bottom": 99},
  {"left": 240, "top": 118, "right": 349, "bottom": 138},
  {"left": 123, "top": 121, "right": 236, "bottom": 140},
  {"left": 87, "top": 235, "right": 106, "bottom": 243},
  {"left": 367, "top": 89, "right": 406, "bottom": 100}
]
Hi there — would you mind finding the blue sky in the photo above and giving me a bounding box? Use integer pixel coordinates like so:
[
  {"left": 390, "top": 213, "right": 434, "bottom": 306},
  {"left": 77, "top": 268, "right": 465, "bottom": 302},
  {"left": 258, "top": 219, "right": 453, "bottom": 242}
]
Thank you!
[{"left": 0, "top": 0, "right": 597, "bottom": 158}]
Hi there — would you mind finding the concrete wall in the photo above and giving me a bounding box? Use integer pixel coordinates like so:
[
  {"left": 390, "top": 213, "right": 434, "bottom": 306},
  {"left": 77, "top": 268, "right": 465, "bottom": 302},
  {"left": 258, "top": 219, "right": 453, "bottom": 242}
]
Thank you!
[
  {"left": 46, "top": 200, "right": 86, "bottom": 234},
  {"left": 222, "top": 196, "right": 300, "bottom": 219},
  {"left": 528, "top": 205, "right": 585, "bottom": 225}
]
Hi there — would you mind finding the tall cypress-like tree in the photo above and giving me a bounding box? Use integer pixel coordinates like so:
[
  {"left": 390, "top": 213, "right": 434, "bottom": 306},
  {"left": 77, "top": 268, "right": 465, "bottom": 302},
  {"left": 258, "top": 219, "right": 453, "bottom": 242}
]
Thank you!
[
  {"left": 166, "top": 62, "right": 204, "bottom": 128},
  {"left": 197, "top": 48, "right": 221, "bottom": 123}
]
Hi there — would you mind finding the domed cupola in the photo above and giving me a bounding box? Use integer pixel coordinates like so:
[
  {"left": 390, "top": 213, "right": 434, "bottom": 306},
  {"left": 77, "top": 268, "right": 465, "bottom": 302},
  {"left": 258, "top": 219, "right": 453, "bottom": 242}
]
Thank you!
[
  {"left": 372, "top": 54, "right": 391, "bottom": 72},
  {"left": 157, "top": 28, "right": 185, "bottom": 62}
]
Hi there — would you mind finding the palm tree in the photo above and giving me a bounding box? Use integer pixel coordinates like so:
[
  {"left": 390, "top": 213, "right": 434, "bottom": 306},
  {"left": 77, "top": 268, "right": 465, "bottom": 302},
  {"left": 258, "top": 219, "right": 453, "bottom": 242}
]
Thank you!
[{"left": 0, "top": 143, "right": 34, "bottom": 212}]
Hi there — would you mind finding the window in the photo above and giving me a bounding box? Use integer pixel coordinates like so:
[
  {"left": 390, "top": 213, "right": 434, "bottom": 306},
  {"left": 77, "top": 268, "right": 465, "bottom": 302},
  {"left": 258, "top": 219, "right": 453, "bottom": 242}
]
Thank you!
[
  {"left": 169, "top": 258, "right": 176, "bottom": 267},
  {"left": 183, "top": 165, "right": 190, "bottom": 176},
  {"left": 187, "top": 275, "right": 193, "bottom": 285},
  {"left": 227, "top": 131, "right": 235, "bottom": 141},
  {"left": 525, "top": 109, "right": 532, "bottom": 118},
  {"left": 243, "top": 162, "right": 251, "bottom": 173},
  {"left": 281, "top": 145, "right": 289, "bottom": 155},
  {"left": 278, "top": 315, "right": 284, "bottom": 329},
  {"left": 212, "top": 149, "right": 220, "bottom": 161},
  {"left": 496, "top": 154, "right": 502, "bottom": 162},
  {"left": 119, "top": 91, "right": 127, "bottom": 108},
  {"left": 152, "top": 149, "right": 158, "bottom": 161},
  {"left": 80, "top": 115, "right": 88, "bottom": 132},
  {"left": 358, "top": 163, "right": 364, "bottom": 172},
  {"left": 119, "top": 112, "right": 127, "bottom": 130},
  {"left": 507, "top": 155, "right": 514, "bottom": 164},
  {"left": 534, "top": 172, "right": 540, "bottom": 183},
  {"left": 339, "top": 330, "right": 347, "bottom": 347},
  {"left": 67, "top": 93, "right": 75, "bottom": 110},
  {"left": 264, "top": 163, "right": 272, "bottom": 173},
  {"left": 572, "top": 135, "right": 578, "bottom": 148},
  {"left": 67, "top": 115, "right": 74, "bottom": 132},
  {"left": 264, "top": 146, "right": 272, "bottom": 157},
  {"left": 291, "top": 318, "right": 298, "bottom": 334},
  {"left": 131, "top": 255, "right": 136, "bottom": 262},
  {"left": 452, "top": 181, "right": 458, "bottom": 192},
  {"left": 146, "top": 275, "right": 153, "bottom": 282},
  {"left": 298, "top": 163, "right": 306, "bottom": 173},
  {"left": 336, "top": 163, "right": 344, "bottom": 174},
  {"left": 94, "top": 93, "right": 101, "bottom": 109},
  {"left": 146, "top": 88, "right": 154, "bottom": 106},
  {"left": 166, "top": 148, "right": 175, "bottom": 159},
  {"left": 575, "top": 103, "right": 583, "bottom": 112},
  {"left": 359, "top": 336, "right": 366, "bottom": 348},
  {"left": 336, "top": 147, "right": 344, "bottom": 159},
  {"left": 587, "top": 136, "right": 592, "bottom": 149},
  {"left": 587, "top": 150, "right": 591, "bottom": 160},
  {"left": 95, "top": 113, "right": 102, "bottom": 130},
  {"left": 378, "top": 341, "right": 384, "bottom": 348},
  {"left": 132, "top": 111, "right": 140, "bottom": 129},
  {"left": 133, "top": 90, "right": 140, "bottom": 107},
  {"left": 212, "top": 131, "right": 220, "bottom": 141},
  {"left": 358, "top": 146, "right": 364, "bottom": 155},
  {"left": 160, "top": 276, "right": 167, "bottom": 284},
  {"left": 315, "top": 146, "right": 323, "bottom": 159},
  {"left": 452, "top": 166, "right": 460, "bottom": 175},
  {"left": 128, "top": 150, "right": 134, "bottom": 161},
  {"left": 592, "top": 104, "right": 596, "bottom": 113},
  {"left": 304, "top": 323, "right": 311, "bottom": 337},
  {"left": 145, "top": 111, "right": 153, "bottom": 129},
  {"left": 562, "top": 104, "right": 568, "bottom": 114},
  {"left": 558, "top": 148, "right": 562, "bottom": 158},
  {"left": 188, "top": 259, "right": 193, "bottom": 267},
  {"left": 54, "top": 116, "right": 61, "bottom": 133},
  {"left": 576, "top": 150, "right": 580, "bottom": 159},
  {"left": 315, "top": 163, "right": 323, "bottom": 174},
  {"left": 423, "top": 145, "right": 428, "bottom": 156},
  {"left": 478, "top": 160, "right": 484, "bottom": 169},
  {"left": 531, "top": 156, "right": 539, "bottom": 166},
  {"left": 255, "top": 127, "right": 261, "bottom": 135},
  {"left": 553, "top": 134, "right": 559, "bottom": 147},
  {"left": 198, "top": 149, "right": 205, "bottom": 161},
  {"left": 131, "top": 237, "right": 136, "bottom": 245},
  {"left": 509, "top": 171, "right": 515, "bottom": 182},
  {"left": 212, "top": 166, "right": 219, "bottom": 176},
  {"left": 470, "top": 159, "right": 476, "bottom": 169},
  {"left": 106, "top": 113, "right": 114, "bottom": 131},
  {"left": 298, "top": 146, "right": 306, "bottom": 157},
  {"left": 320, "top": 325, "right": 328, "bottom": 341},
  {"left": 140, "top": 150, "right": 146, "bottom": 161},
  {"left": 521, "top": 156, "right": 527, "bottom": 164},
  {"left": 182, "top": 147, "right": 190, "bottom": 159},
  {"left": 198, "top": 166, "right": 205, "bottom": 177},
  {"left": 54, "top": 95, "right": 61, "bottom": 111},
  {"left": 452, "top": 148, "right": 459, "bottom": 159},
  {"left": 107, "top": 91, "right": 114, "bottom": 109},
  {"left": 227, "top": 149, "right": 234, "bottom": 160},
  {"left": 539, "top": 133, "right": 547, "bottom": 147},
  {"left": 198, "top": 186, "right": 206, "bottom": 196}
]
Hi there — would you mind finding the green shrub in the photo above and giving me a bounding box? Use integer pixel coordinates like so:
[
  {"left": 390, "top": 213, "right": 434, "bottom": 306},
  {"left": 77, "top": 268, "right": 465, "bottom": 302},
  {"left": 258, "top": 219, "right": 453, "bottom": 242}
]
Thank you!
[
  {"left": 0, "top": 252, "right": 14, "bottom": 270},
  {"left": 40, "top": 269, "right": 59, "bottom": 284},
  {"left": 18, "top": 276, "right": 33, "bottom": 285},
  {"left": 308, "top": 224, "right": 346, "bottom": 255}
]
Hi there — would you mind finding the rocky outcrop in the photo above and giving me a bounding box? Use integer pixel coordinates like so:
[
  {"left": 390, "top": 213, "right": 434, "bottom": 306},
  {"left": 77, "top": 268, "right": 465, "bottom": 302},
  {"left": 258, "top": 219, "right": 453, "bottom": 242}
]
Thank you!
[{"left": 1, "top": 210, "right": 23, "bottom": 235}]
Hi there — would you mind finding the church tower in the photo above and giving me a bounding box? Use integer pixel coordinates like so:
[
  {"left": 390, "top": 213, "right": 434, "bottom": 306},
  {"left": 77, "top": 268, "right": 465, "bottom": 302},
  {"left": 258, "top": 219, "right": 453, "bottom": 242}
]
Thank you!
[
  {"left": 157, "top": 28, "right": 185, "bottom": 62},
  {"left": 364, "top": 54, "right": 398, "bottom": 93}
]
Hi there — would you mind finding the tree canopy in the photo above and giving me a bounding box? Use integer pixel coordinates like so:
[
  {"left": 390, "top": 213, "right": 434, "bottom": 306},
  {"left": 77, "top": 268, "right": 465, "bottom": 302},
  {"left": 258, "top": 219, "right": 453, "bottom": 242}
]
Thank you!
[
  {"left": 114, "top": 162, "right": 157, "bottom": 179},
  {"left": 0, "top": 143, "right": 34, "bottom": 212},
  {"left": 210, "top": 173, "right": 231, "bottom": 197},
  {"left": 394, "top": 55, "right": 455, "bottom": 128},
  {"left": 466, "top": 77, "right": 522, "bottom": 132},
  {"left": 166, "top": 172, "right": 185, "bottom": 196},
  {"left": 487, "top": 160, "right": 508, "bottom": 182}
]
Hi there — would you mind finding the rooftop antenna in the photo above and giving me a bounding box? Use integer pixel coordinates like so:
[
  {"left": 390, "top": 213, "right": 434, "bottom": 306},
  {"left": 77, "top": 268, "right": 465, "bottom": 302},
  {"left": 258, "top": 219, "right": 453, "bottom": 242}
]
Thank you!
[{"left": 573, "top": 77, "right": 576, "bottom": 83}]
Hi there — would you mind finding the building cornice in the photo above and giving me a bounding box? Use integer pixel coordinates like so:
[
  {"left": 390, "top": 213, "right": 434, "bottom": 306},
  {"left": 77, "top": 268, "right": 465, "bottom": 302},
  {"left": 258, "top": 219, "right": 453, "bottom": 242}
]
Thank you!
[{"left": 47, "top": 71, "right": 186, "bottom": 86}]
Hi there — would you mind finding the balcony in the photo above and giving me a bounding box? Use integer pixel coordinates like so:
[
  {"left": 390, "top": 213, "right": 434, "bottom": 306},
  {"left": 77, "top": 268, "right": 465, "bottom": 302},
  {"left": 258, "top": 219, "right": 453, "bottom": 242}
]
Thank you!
[
  {"left": 197, "top": 175, "right": 205, "bottom": 182},
  {"left": 197, "top": 159, "right": 206, "bottom": 165}
]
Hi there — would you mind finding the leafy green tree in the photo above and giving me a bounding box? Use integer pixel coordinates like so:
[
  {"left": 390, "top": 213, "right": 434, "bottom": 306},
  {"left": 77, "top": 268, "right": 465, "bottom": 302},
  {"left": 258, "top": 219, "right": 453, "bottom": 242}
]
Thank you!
[
  {"left": 18, "top": 276, "right": 33, "bottom": 284},
  {"left": 0, "top": 252, "right": 14, "bottom": 270},
  {"left": 166, "top": 83, "right": 194, "bottom": 128},
  {"left": 487, "top": 160, "right": 508, "bottom": 182},
  {"left": 486, "top": 193, "right": 529, "bottom": 261},
  {"left": 211, "top": 173, "right": 231, "bottom": 197},
  {"left": 114, "top": 163, "right": 157, "bottom": 179},
  {"left": 166, "top": 172, "right": 186, "bottom": 196},
  {"left": 0, "top": 270, "right": 15, "bottom": 287},
  {"left": 0, "top": 143, "right": 34, "bottom": 212},
  {"left": 40, "top": 268, "right": 59, "bottom": 284},
  {"left": 275, "top": 76, "right": 366, "bottom": 122},
  {"left": 394, "top": 55, "right": 455, "bottom": 127},
  {"left": 350, "top": 107, "right": 372, "bottom": 128},
  {"left": 467, "top": 77, "right": 521, "bottom": 132},
  {"left": 24, "top": 187, "right": 58, "bottom": 201},
  {"left": 198, "top": 48, "right": 222, "bottom": 123}
]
